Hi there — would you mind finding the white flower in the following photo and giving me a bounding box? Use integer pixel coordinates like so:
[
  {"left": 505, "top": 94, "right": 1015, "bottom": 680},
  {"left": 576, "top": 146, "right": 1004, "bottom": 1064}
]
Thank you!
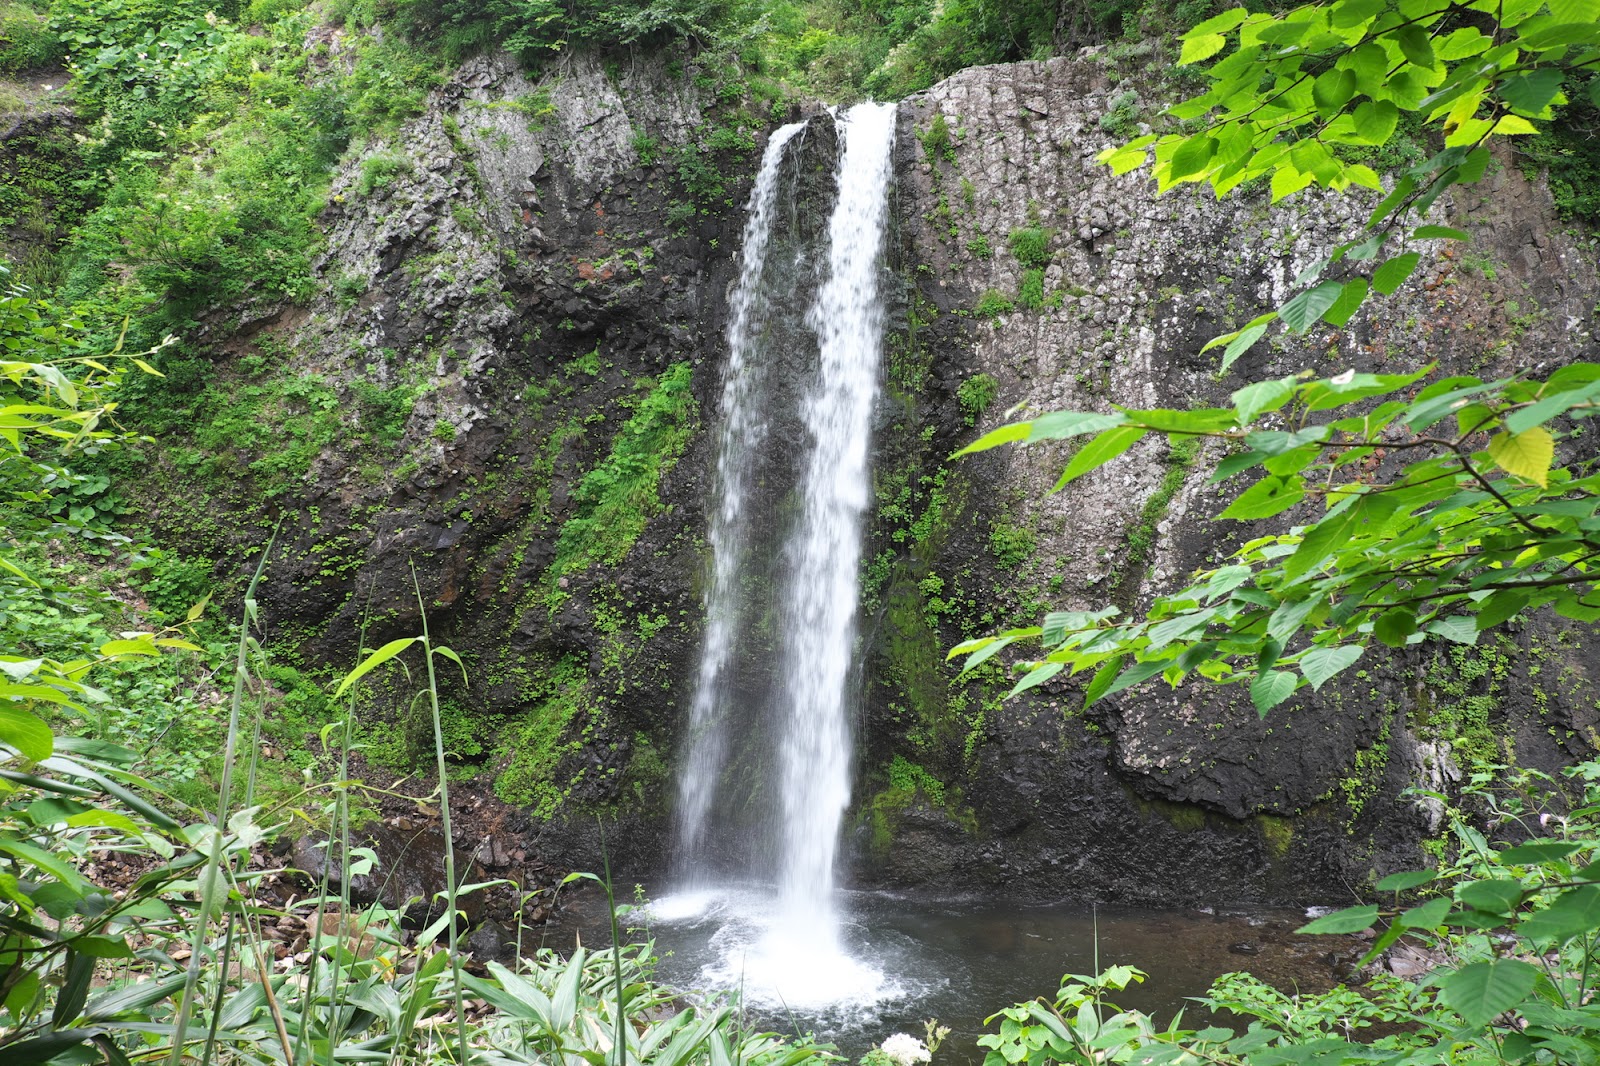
[{"left": 880, "top": 1034, "right": 931, "bottom": 1066}]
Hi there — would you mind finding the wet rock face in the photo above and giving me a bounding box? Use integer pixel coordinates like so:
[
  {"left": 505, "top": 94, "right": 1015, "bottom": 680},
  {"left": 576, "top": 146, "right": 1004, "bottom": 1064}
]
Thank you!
[
  {"left": 170, "top": 43, "right": 1597, "bottom": 905},
  {"left": 855, "top": 54, "right": 1600, "bottom": 904}
]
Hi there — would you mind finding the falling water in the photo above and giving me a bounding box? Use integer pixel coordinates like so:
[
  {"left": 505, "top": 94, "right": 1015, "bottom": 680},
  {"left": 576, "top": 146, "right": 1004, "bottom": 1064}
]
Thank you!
[
  {"left": 674, "top": 119, "right": 807, "bottom": 860},
  {"left": 669, "top": 102, "right": 899, "bottom": 1012}
]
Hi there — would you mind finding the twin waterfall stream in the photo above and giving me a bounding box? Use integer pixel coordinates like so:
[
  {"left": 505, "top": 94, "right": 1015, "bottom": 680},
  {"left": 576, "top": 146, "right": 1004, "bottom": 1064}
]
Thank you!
[
  {"left": 664, "top": 103, "right": 899, "bottom": 1011},
  {"left": 540, "top": 102, "right": 1342, "bottom": 1050}
]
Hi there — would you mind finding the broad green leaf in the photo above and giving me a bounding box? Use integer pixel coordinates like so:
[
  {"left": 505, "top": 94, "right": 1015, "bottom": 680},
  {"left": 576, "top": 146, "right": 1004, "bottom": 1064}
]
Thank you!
[
  {"left": 1083, "top": 655, "right": 1125, "bottom": 710},
  {"left": 1322, "top": 278, "right": 1369, "bottom": 328},
  {"left": 1376, "top": 869, "right": 1437, "bottom": 892},
  {"left": 1179, "top": 34, "right": 1228, "bottom": 66},
  {"left": 1220, "top": 322, "right": 1271, "bottom": 373},
  {"left": 1053, "top": 426, "right": 1149, "bottom": 490},
  {"left": 1505, "top": 380, "right": 1600, "bottom": 435},
  {"left": 1399, "top": 895, "right": 1452, "bottom": 930},
  {"left": 1024, "top": 411, "right": 1126, "bottom": 444},
  {"left": 1010, "top": 661, "right": 1063, "bottom": 697},
  {"left": 1279, "top": 280, "right": 1344, "bottom": 332},
  {"left": 1372, "top": 252, "right": 1422, "bottom": 296},
  {"left": 1250, "top": 669, "right": 1297, "bottom": 716},
  {"left": 1497, "top": 840, "right": 1581, "bottom": 864},
  {"left": 1232, "top": 377, "right": 1296, "bottom": 425},
  {"left": 1457, "top": 877, "right": 1525, "bottom": 916},
  {"left": 1487, "top": 426, "right": 1554, "bottom": 487},
  {"left": 0, "top": 707, "right": 53, "bottom": 762},
  {"left": 1427, "top": 615, "right": 1480, "bottom": 645},
  {"left": 1266, "top": 594, "right": 1320, "bottom": 644},
  {"left": 1474, "top": 589, "right": 1528, "bottom": 631},
  {"left": 1183, "top": 7, "right": 1249, "bottom": 37},
  {"left": 1499, "top": 68, "right": 1565, "bottom": 116},
  {"left": 1218, "top": 476, "right": 1305, "bottom": 521},
  {"left": 1298, "top": 644, "right": 1362, "bottom": 691},
  {"left": 1517, "top": 885, "right": 1600, "bottom": 942},
  {"left": 1439, "top": 958, "right": 1539, "bottom": 1027},
  {"left": 1373, "top": 609, "right": 1417, "bottom": 648},
  {"left": 1297, "top": 904, "right": 1378, "bottom": 934}
]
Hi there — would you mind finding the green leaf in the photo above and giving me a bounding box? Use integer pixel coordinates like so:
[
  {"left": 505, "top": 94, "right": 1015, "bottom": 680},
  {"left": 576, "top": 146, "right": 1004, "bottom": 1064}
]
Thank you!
[
  {"left": 0, "top": 707, "right": 53, "bottom": 762},
  {"left": 1232, "top": 377, "right": 1296, "bottom": 425},
  {"left": 1428, "top": 615, "right": 1479, "bottom": 645},
  {"left": 1376, "top": 869, "right": 1437, "bottom": 892},
  {"left": 1297, "top": 904, "right": 1378, "bottom": 934},
  {"left": 1505, "top": 380, "right": 1600, "bottom": 435},
  {"left": 1439, "top": 958, "right": 1539, "bottom": 1027},
  {"left": 1183, "top": 7, "right": 1249, "bottom": 37},
  {"left": 1399, "top": 895, "right": 1452, "bottom": 930},
  {"left": 1474, "top": 589, "right": 1529, "bottom": 631},
  {"left": 1372, "top": 252, "right": 1422, "bottom": 295},
  {"left": 955, "top": 421, "right": 1030, "bottom": 456},
  {"left": 1009, "top": 661, "right": 1063, "bottom": 697},
  {"left": 1220, "top": 322, "right": 1271, "bottom": 373},
  {"left": 1497, "top": 840, "right": 1581, "bottom": 864},
  {"left": 333, "top": 637, "right": 419, "bottom": 698},
  {"left": 1313, "top": 68, "right": 1357, "bottom": 113},
  {"left": 1053, "top": 426, "right": 1149, "bottom": 490},
  {"left": 1267, "top": 594, "right": 1320, "bottom": 644},
  {"left": 1457, "top": 877, "right": 1525, "bottom": 916},
  {"left": 1498, "top": 68, "right": 1566, "bottom": 115},
  {"left": 1083, "top": 655, "right": 1125, "bottom": 710},
  {"left": 1487, "top": 426, "right": 1554, "bottom": 487},
  {"left": 1322, "top": 277, "right": 1369, "bottom": 328},
  {"left": 1218, "top": 475, "right": 1305, "bottom": 521},
  {"left": 1298, "top": 644, "right": 1363, "bottom": 691},
  {"left": 1250, "top": 669, "right": 1297, "bottom": 716},
  {"left": 1517, "top": 886, "right": 1600, "bottom": 942},
  {"left": 1024, "top": 411, "right": 1126, "bottom": 444},
  {"left": 1395, "top": 25, "right": 1436, "bottom": 69},
  {"left": 1413, "top": 225, "right": 1469, "bottom": 241},
  {"left": 1279, "top": 279, "right": 1345, "bottom": 332},
  {"left": 1169, "top": 134, "right": 1219, "bottom": 180},
  {"left": 1373, "top": 609, "right": 1418, "bottom": 648},
  {"left": 1179, "top": 34, "right": 1228, "bottom": 66}
]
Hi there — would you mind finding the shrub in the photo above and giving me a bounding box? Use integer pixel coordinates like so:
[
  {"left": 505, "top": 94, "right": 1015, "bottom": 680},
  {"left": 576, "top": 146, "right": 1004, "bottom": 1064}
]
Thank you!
[
  {"left": 957, "top": 372, "right": 998, "bottom": 425},
  {"left": 976, "top": 288, "right": 1013, "bottom": 317}
]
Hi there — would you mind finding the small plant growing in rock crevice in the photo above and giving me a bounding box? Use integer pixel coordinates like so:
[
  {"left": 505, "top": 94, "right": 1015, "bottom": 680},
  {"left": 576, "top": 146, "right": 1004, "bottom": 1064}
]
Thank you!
[{"left": 957, "top": 372, "right": 998, "bottom": 426}]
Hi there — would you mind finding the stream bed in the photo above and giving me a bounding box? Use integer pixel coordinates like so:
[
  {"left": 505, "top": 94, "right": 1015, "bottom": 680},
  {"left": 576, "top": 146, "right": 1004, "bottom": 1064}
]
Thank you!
[{"left": 540, "top": 884, "right": 1358, "bottom": 1063}]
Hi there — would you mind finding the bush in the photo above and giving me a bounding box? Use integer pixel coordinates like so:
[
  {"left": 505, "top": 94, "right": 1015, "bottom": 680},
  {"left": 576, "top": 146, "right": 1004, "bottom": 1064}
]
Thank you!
[
  {"left": 0, "top": 0, "right": 62, "bottom": 72},
  {"left": 957, "top": 372, "right": 998, "bottom": 425},
  {"left": 976, "top": 289, "right": 1014, "bottom": 318}
]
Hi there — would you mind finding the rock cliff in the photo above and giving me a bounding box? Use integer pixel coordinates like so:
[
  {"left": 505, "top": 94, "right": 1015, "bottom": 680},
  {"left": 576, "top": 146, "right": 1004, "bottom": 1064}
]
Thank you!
[
  {"left": 137, "top": 47, "right": 1600, "bottom": 905},
  {"left": 858, "top": 54, "right": 1600, "bottom": 902}
]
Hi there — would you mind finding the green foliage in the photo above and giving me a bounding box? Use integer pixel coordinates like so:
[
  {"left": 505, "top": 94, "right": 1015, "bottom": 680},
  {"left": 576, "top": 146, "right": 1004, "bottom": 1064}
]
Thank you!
[
  {"left": 1518, "top": 74, "right": 1600, "bottom": 226},
  {"left": 0, "top": 0, "right": 61, "bottom": 72},
  {"left": 1007, "top": 226, "right": 1050, "bottom": 269},
  {"left": 491, "top": 655, "right": 587, "bottom": 817},
  {"left": 1017, "top": 268, "right": 1045, "bottom": 310},
  {"left": 975, "top": 289, "right": 1014, "bottom": 318},
  {"left": 957, "top": 365, "right": 1600, "bottom": 711},
  {"left": 552, "top": 363, "right": 696, "bottom": 579},
  {"left": 1099, "top": 90, "right": 1142, "bottom": 139},
  {"left": 989, "top": 521, "right": 1037, "bottom": 570},
  {"left": 918, "top": 112, "right": 955, "bottom": 165},
  {"left": 980, "top": 761, "right": 1600, "bottom": 1065},
  {"left": 389, "top": 0, "right": 763, "bottom": 64},
  {"left": 956, "top": 372, "right": 998, "bottom": 426},
  {"left": 1100, "top": 1, "right": 1600, "bottom": 367},
  {"left": 358, "top": 151, "right": 415, "bottom": 195},
  {"left": 964, "top": 234, "right": 993, "bottom": 259}
]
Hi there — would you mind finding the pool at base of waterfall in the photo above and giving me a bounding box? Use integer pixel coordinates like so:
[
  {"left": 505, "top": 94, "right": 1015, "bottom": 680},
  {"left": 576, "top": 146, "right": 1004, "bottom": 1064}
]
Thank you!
[{"left": 540, "top": 885, "right": 1358, "bottom": 1063}]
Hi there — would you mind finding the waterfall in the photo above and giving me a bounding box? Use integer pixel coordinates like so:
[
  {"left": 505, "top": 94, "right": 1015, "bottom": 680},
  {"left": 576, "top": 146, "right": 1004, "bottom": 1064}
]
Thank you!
[
  {"left": 674, "top": 118, "right": 807, "bottom": 861},
  {"left": 668, "top": 102, "right": 898, "bottom": 1011}
]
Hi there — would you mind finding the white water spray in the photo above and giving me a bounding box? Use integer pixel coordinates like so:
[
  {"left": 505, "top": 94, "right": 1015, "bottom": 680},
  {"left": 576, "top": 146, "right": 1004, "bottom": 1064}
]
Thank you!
[{"left": 675, "top": 120, "right": 807, "bottom": 858}]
